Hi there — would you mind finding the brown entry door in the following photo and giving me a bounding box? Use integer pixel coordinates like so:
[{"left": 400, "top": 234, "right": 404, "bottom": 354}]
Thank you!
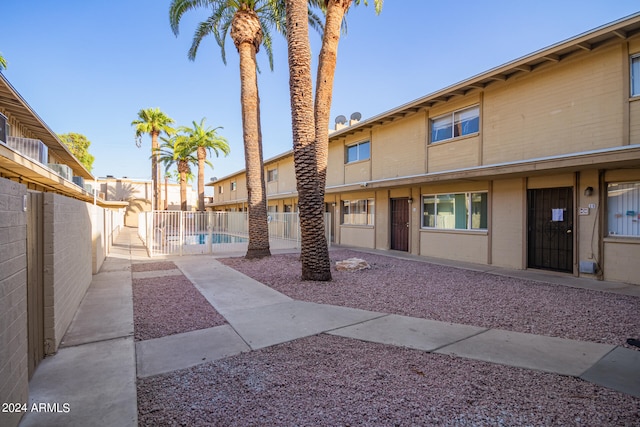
[
  {"left": 527, "top": 187, "right": 573, "bottom": 272},
  {"left": 391, "top": 198, "right": 409, "bottom": 251}
]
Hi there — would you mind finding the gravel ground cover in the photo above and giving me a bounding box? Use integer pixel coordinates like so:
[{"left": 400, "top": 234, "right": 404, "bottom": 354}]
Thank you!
[
  {"left": 132, "top": 261, "right": 181, "bottom": 272},
  {"left": 132, "top": 261, "right": 227, "bottom": 341},
  {"left": 219, "top": 249, "right": 640, "bottom": 350},
  {"left": 135, "top": 251, "right": 640, "bottom": 425},
  {"left": 137, "top": 334, "right": 639, "bottom": 426}
]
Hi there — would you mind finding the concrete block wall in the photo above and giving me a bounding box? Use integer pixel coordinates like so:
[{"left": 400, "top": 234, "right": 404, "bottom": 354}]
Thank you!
[
  {"left": 0, "top": 178, "right": 28, "bottom": 427},
  {"left": 42, "top": 193, "right": 93, "bottom": 354}
]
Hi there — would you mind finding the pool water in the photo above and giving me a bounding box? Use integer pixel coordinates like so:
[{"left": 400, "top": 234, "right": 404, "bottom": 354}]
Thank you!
[{"left": 189, "top": 233, "right": 248, "bottom": 245}]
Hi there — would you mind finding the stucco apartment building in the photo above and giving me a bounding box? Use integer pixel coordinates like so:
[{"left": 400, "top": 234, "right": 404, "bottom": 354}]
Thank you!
[
  {"left": 209, "top": 13, "right": 640, "bottom": 286},
  {"left": 0, "top": 74, "right": 125, "bottom": 427}
]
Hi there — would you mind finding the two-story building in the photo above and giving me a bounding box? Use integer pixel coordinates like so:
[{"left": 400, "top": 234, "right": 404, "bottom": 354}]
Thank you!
[{"left": 208, "top": 12, "right": 640, "bottom": 286}]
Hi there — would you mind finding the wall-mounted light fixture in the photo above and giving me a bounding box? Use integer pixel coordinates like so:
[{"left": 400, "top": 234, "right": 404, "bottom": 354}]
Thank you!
[
  {"left": 408, "top": 198, "right": 413, "bottom": 204},
  {"left": 584, "top": 186, "right": 594, "bottom": 197}
]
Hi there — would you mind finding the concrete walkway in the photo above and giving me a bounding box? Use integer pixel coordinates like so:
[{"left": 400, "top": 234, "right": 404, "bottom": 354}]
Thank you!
[
  {"left": 19, "top": 228, "right": 147, "bottom": 427},
  {"left": 21, "top": 227, "right": 640, "bottom": 426}
]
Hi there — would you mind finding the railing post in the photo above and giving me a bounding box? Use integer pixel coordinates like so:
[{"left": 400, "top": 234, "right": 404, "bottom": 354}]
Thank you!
[
  {"left": 179, "top": 211, "right": 184, "bottom": 256},
  {"left": 207, "top": 211, "right": 213, "bottom": 255}
]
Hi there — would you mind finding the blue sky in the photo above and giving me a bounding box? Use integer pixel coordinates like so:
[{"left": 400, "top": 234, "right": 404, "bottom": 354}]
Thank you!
[{"left": 2, "top": 1, "right": 639, "bottom": 191}]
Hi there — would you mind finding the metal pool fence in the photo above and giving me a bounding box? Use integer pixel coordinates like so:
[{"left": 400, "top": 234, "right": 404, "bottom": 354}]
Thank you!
[{"left": 138, "top": 211, "right": 330, "bottom": 256}]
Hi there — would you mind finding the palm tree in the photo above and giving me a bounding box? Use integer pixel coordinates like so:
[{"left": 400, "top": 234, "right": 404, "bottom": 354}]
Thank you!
[
  {"left": 312, "top": 0, "right": 382, "bottom": 189},
  {"left": 178, "top": 118, "right": 230, "bottom": 211},
  {"left": 156, "top": 134, "right": 198, "bottom": 211},
  {"left": 285, "top": 0, "right": 381, "bottom": 280},
  {"left": 285, "top": 0, "right": 332, "bottom": 280},
  {"left": 132, "top": 108, "right": 175, "bottom": 210},
  {"left": 0, "top": 52, "right": 7, "bottom": 71},
  {"left": 169, "top": 0, "right": 289, "bottom": 259}
]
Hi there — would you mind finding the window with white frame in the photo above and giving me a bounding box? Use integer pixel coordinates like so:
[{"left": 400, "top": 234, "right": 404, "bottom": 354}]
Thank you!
[
  {"left": 345, "top": 141, "right": 370, "bottom": 163},
  {"left": 607, "top": 182, "right": 640, "bottom": 236},
  {"left": 230, "top": 181, "right": 237, "bottom": 191},
  {"left": 632, "top": 55, "right": 640, "bottom": 97},
  {"left": 430, "top": 105, "right": 480, "bottom": 143},
  {"left": 422, "top": 192, "right": 488, "bottom": 230},
  {"left": 342, "top": 199, "right": 374, "bottom": 225},
  {"left": 267, "top": 168, "right": 278, "bottom": 182}
]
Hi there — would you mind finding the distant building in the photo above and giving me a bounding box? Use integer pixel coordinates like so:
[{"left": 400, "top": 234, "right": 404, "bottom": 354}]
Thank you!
[{"left": 97, "top": 176, "right": 199, "bottom": 226}]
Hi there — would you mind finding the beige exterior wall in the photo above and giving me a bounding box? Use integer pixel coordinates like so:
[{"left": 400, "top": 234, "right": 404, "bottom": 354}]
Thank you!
[
  {"left": 427, "top": 136, "right": 481, "bottom": 173},
  {"left": 491, "top": 178, "right": 526, "bottom": 269},
  {"left": 603, "top": 240, "right": 640, "bottom": 283},
  {"left": 483, "top": 44, "right": 623, "bottom": 164},
  {"left": 371, "top": 114, "right": 426, "bottom": 179},
  {"left": 326, "top": 139, "right": 346, "bottom": 187},
  {"left": 374, "top": 190, "right": 390, "bottom": 250},
  {"left": 266, "top": 156, "right": 297, "bottom": 196},
  {"left": 339, "top": 225, "right": 375, "bottom": 248},
  {"left": 420, "top": 231, "right": 488, "bottom": 263},
  {"left": 0, "top": 178, "right": 28, "bottom": 427}
]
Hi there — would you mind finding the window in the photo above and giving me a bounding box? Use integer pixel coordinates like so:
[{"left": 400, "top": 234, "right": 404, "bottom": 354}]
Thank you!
[
  {"left": 342, "top": 199, "right": 374, "bottom": 225},
  {"left": 632, "top": 55, "right": 640, "bottom": 97},
  {"left": 230, "top": 181, "right": 237, "bottom": 191},
  {"left": 267, "top": 168, "right": 278, "bottom": 182},
  {"left": 430, "top": 105, "right": 480, "bottom": 143},
  {"left": 218, "top": 185, "right": 223, "bottom": 194},
  {"left": 0, "top": 113, "right": 6, "bottom": 144},
  {"left": 607, "top": 182, "right": 640, "bottom": 237},
  {"left": 346, "top": 141, "right": 370, "bottom": 163},
  {"left": 422, "top": 192, "right": 487, "bottom": 230}
]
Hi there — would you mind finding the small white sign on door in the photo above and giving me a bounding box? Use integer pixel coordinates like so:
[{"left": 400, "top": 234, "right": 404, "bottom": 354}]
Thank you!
[{"left": 551, "top": 208, "right": 564, "bottom": 222}]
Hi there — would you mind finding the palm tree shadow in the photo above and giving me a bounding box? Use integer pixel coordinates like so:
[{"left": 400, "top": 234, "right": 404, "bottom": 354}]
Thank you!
[{"left": 106, "top": 181, "right": 151, "bottom": 227}]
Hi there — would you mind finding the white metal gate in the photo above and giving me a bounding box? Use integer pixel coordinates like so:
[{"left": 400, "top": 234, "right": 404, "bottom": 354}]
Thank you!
[{"left": 138, "top": 211, "right": 330, "bottom": 257}]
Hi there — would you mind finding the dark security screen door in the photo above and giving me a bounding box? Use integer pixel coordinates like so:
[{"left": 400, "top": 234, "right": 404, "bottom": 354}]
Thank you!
[
  {"left": 527, "top": 187, "right": 573, "bottom": 272},
  {"left": 391, "top": 198, "right": 409, "bottom": 251}
]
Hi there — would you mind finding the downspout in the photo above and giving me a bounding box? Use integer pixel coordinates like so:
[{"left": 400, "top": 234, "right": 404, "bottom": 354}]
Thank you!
[{"left": 597, "top": 170, "right": 605, "bottom": 280}]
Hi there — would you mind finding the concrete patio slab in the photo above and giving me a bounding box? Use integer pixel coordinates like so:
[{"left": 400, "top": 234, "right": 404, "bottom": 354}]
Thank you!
[
  {"left": 580, "top": 347, "right": 640, "bottom": 397},
  {"left": 174, "top": 257, "right": 292, "bottom": 315},
  {"left": 20, "top": 337, "right": 137, "bottom": 427},
  {"left": 223, "top": 300, "right": 385, "bottom": 350},
  {"left": 136, "top": 325, "right": 250, "bottom": 378},
  {"left": 60, "top": 270, "right": 134, "bottom": 348},
  {"left": 329, "top": 314, "right": 488, "bottom": 351},
  {"left": 436, "top": 329, "right": 616, "bottom": 376}
]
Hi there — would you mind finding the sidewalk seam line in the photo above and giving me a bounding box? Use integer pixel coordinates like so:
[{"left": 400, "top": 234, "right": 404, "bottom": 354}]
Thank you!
[{"left": 430, "top": 327, "right": 492, "bottom": 353}]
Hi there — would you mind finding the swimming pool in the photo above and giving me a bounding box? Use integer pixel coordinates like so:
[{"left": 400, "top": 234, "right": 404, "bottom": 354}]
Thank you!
[{"left": 184, "top": 233, "right": 248, "bottom": 245}]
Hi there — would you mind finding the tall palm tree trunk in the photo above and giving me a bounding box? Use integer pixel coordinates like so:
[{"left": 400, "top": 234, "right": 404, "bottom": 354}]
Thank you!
[
  {"left": 179, "top": 177, "right": 187, "bottom": 211},
  {"left": 314, "top": 0, "right": 350, "bottom": 191},
  {"left": 286, "top": 0, "right": 331, "bottom": 281},
  {"left": 234, "top": 11, "right": 271, "bottom": 259},
  {"left": 151, "top": 131, "right": 160, "bottom": 210},
  {"left": 197, "top": 146, "right": 206, "bottom": 211}
]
